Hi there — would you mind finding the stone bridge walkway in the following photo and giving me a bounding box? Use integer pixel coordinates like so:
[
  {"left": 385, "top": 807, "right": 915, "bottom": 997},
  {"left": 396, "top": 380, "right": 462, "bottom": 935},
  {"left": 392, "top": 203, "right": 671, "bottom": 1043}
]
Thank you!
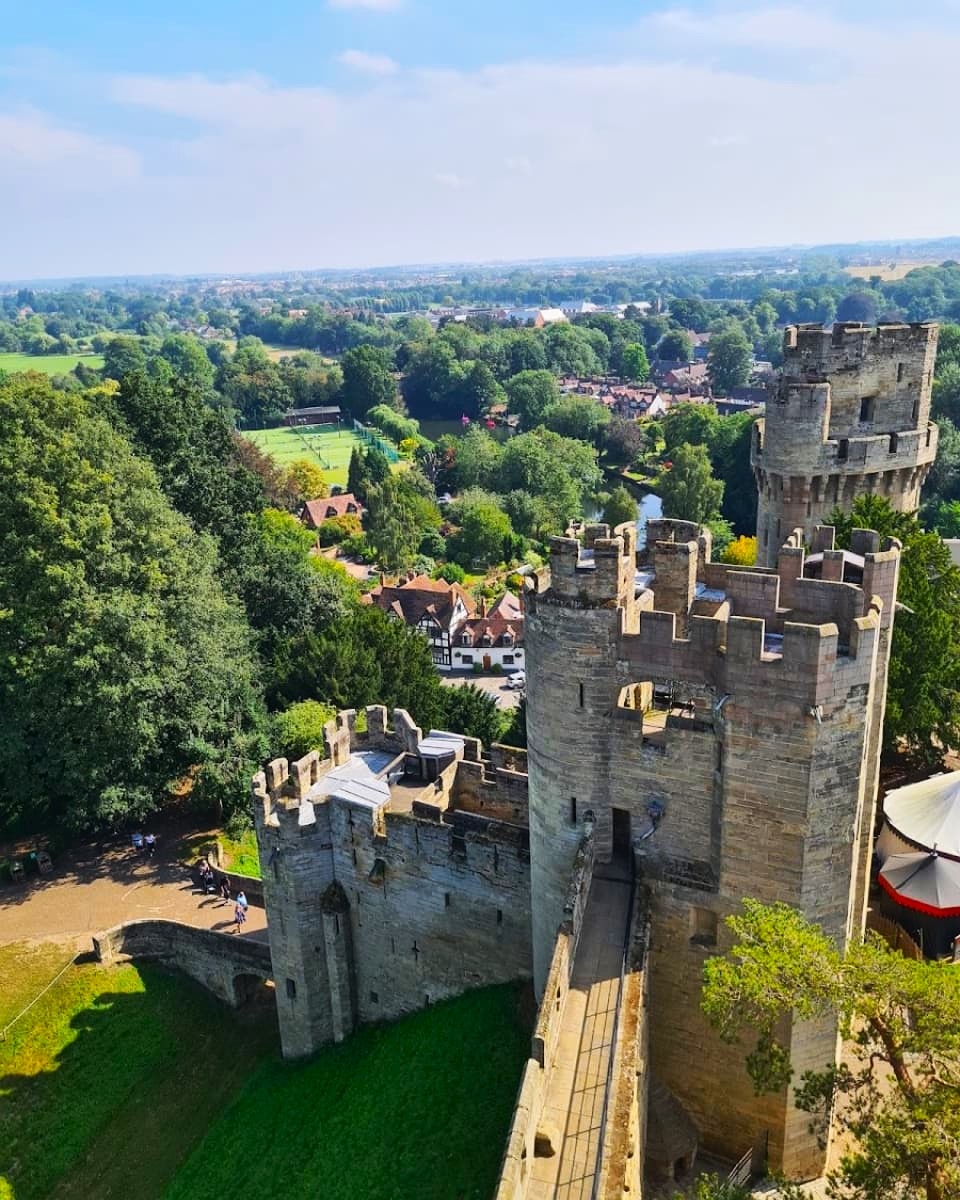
[
  {"left": 0, "top": 837, "right": 267, "bottom": 949},
  {"left": 530, "top": 872, "right": 633, "bottom": 1200}
]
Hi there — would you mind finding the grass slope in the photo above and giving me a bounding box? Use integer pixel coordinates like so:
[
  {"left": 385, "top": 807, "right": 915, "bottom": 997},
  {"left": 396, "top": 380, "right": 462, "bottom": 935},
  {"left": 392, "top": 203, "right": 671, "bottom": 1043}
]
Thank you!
[
  {"left": 0, "top": 353, "right": 104, "bottom": 376},
  {"left": 0, "top": 943, "right": 526, "bottom": 1200},
  {"left": 165, "top": 983, "right": 527, "bottom": 1200},
  {"left": 0, "top": 947, "right": 273, "bottom": 1200}
]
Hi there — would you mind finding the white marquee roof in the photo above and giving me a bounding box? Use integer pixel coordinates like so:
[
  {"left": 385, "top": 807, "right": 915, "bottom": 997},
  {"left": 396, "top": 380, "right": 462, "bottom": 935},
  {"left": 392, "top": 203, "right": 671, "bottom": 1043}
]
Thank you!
[{"left": 883, "top": 771, "right": 960, "bottom": 859}]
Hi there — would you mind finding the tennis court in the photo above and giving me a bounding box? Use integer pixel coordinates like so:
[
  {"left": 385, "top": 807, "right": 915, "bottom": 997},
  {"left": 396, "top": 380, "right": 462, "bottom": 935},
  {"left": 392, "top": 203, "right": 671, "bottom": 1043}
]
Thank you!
[{"left": 243, "top": 423, "right": 399, "bottom": 489}]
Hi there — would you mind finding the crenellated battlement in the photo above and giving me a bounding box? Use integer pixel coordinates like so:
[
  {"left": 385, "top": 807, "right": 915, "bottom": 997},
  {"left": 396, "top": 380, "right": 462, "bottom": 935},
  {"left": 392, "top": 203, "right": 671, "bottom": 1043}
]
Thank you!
[
  {"left": 782, "top": 320, "right": 938, "bottom": 373},
  {"left": 754, "top": 322, "right": 939, "bottom": 566},
  {"left": 539, "top": 520, "right": 638, "bottom": 611}
]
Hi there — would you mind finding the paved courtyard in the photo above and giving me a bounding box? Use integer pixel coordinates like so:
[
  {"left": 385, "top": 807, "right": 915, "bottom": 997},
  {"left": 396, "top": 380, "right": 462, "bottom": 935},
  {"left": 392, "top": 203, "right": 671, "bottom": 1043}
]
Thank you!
[
  {"left": 439, "top": 669, "right": 523, "bottom": 710},
  {"left": 0, "top": 835, "right": 267, "bottom": 948}
]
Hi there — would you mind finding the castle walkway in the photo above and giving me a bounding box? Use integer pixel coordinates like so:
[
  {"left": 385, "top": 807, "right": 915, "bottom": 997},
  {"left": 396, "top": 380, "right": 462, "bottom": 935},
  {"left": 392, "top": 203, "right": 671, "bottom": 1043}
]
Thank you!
[
  {"left": 0, "top": 836, "right": 267, "bottom": 949},
  {"left": 529, "top": 871, "right": 633, "bottom": 1200}
]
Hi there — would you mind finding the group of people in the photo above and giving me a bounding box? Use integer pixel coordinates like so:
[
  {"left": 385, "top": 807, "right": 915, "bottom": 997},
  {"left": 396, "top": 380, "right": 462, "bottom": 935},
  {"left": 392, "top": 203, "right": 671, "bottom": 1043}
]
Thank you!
[
  {"left": 130, "top": 831, "right": 156, "bottom": 857},
  {"left": 197, "top": 858, "right": 248, "bottom": 931}
]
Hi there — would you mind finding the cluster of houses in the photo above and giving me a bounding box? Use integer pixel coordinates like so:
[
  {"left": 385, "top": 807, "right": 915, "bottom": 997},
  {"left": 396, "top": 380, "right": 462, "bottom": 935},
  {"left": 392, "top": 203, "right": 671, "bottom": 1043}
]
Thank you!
[
  {"left": 363, "top": 576, "right": 525, "bottom": 673},
  {"left": 299, "top": 497, "right": 525, "bottom": 675}
]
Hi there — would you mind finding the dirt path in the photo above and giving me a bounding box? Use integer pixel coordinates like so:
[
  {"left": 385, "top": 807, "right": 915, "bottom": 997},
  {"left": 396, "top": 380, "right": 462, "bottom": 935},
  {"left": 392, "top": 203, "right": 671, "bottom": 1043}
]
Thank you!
[{"left": 0, "top": 837, "right": 267, "bottom": 947}]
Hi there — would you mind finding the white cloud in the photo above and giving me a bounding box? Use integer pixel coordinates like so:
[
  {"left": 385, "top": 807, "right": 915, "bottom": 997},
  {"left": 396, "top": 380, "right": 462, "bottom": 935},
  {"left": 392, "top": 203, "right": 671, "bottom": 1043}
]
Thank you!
[
  {"left": 4, "top": 6, "right": 960, "bottom": 277},
  {"left": 0, "top": 109, "right": 139, "bottom": 180},
  {"left": 328, "top": 0, "right": 403, "bottom": 10},
  {"left": 338, "top": 49, "right": 398, "bottom": 74}
]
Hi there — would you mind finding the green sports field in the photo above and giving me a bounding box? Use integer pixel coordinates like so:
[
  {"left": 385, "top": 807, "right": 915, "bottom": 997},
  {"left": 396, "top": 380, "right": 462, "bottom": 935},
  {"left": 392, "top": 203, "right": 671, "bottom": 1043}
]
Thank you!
[
  {"left": 244, "top": 424, "right": 399, "bottom": 489},
  {"left": 0, "top": 352, "right": 104, "bottom": 376}
]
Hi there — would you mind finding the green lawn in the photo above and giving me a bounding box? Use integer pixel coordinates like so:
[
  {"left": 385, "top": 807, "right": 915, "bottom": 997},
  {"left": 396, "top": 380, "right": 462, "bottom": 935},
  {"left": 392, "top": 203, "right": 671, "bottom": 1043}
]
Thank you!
[
  {"left": 243, "top": 424, "right": 399, "bottom": 489},
  {"left": 0, "top": 943, "right": 527, "bottom": 1200},
  {"left": 0, "top": 946, "right": 275, "bottom": 1200},
  {"left": 0, "top": 353, "right": 104, "bottom": 377},
  {"left": 166, "top": 983, "right": 528, "bottom": 1200}
]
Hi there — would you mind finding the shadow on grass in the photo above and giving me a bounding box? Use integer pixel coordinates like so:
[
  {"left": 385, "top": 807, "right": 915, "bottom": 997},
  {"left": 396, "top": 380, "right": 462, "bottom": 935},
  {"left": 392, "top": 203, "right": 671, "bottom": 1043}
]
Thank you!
[{"left": 0, "top": 963, "right": 277, "bottom": 1200}]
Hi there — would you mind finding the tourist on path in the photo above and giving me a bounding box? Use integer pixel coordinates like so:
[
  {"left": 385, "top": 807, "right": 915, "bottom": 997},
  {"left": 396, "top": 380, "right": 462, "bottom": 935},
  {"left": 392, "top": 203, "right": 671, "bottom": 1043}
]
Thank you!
[
  {"left": 219, "top": 876, "right": 231, "bottom": 905},
  {"left": 236, "top": 890, "right": 248, "bottom": 912},
  {"left": 233, "top": 903, "right": 247, "bottom": 933}
]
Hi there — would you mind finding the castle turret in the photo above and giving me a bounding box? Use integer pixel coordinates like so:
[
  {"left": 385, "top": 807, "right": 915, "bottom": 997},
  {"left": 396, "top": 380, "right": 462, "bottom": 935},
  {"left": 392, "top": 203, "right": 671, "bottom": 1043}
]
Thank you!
[
  {"left": 524, "top": 521, "right": 638, "bottom": 991},
  {"left": 524, "top": 517, "right": 901, "bottom": 1178},
  {"left": 752, "top": 322, "right": 939, "bottom": 566}
]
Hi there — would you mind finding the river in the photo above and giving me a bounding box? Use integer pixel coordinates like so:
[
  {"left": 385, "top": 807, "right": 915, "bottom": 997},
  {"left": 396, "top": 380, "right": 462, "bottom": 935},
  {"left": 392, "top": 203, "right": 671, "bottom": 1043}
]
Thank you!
[{"left": 583, "top": 485, "right": 662, "bottom": 547}]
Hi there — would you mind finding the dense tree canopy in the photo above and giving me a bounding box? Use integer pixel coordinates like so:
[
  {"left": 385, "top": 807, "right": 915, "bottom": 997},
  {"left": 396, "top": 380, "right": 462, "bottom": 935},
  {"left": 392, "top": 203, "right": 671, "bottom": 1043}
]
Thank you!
[
  {"left": 659, "top": 442, "right": 725, "bottom": 525},
  {"left": 830, "top": 496, "right": 960, "bottom": 767},
  {"left": 0, "top": 375, "right": 266, "bottom": 832},
  {"left": 703, "top": 900, "right": 960, "bottom": 1200}
]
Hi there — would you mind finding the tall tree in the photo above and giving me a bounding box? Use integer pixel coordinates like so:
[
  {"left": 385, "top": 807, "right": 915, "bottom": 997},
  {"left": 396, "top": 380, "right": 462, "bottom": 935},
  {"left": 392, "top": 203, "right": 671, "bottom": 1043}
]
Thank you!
[
  {"left": 656, "top": 329, "right": 693, "bottom": 362},
  {"left": 340, "top": 344, "right": 399, "bottom": 415},
  {"left": 829, "top": 496, "right": 960, "bottom": 767},
  {"left": 707, "top": 326, "right": 753, "bottom": 395},
  {"left": 620, "top": 341, "right": 650, "bottom": 382},
  {"left": 505, "top": 369, "right": 560, "bottom": 429},
  {"left": 659, "top": 442, "right": 724, "bottom": 525},
  {"left": 703, "top": 900, "right": 960, "bottom": 1200},
  {"left": 0, "top": 374, "right": 266, "bottom": 832}
]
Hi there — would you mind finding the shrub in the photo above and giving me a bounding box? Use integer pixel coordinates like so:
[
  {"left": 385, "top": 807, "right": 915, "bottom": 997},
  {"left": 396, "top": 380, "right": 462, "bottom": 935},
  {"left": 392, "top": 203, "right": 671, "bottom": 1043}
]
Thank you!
[
  {"left": 317, "top": 514, "right": 363, "bottom": 546},
  {"left": 432, "top": 561, "right": 466, "bottom": 584},
  {"left": 491, "top": 663, "right": 503, "bottom": 676},
  {"left": 472, "top": 662, "right": 484, "bottom": 674}
]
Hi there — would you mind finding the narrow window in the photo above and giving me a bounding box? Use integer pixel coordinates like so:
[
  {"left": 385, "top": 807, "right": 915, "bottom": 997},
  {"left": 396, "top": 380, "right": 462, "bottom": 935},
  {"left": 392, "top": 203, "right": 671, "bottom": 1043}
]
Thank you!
[
  {"left": 859, "top": 396, "right": 875, "bottom": 423},
  {"left": 690, "top": 908, "right": 718, "bottom": 947},
  {"left": 889, "top": 433, "right": 899, "bottom": 454},
  {"left": 444, "top": 891, "right": 451, "bottom": 908},
  {"left": 570, "top": 797, "right": 578, "bottom": 826},
  {"left": 912, "top": 399, "right": 920, "bottom": 426},
  {"left": 837, "top": 438, "right": 849, "bottom": 462},
  {"left": 391, "top": 936, "right": 396, "bottom": 954},
  {"left": 286, "top": 977, "right": 297, "bottom": 1000},
  {"left": 497, "top": 909, "right": 503, "bottom": 925},
  {"left": 897, "top": 361, "right": 905, "bottom": 382},
  {"left": 370, "top": 990, "right": 379, "bottom": 1004},
  {"left": 334, "top": 914, "right": 340, "bottom": 936},
  {"left": 578, "top": 682, "right": 585, "bottom": 708},
  {"left": 273, "top": 858, "right": 280, "bottom": 881},
  {"left": 352, "top": 848, "right": 358, "bottom": 866}
]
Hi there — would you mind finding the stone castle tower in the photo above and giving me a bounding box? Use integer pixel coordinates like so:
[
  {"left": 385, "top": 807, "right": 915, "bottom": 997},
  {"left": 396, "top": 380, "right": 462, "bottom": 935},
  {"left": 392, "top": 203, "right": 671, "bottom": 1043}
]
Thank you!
[
  {"left": 524, "top": 518, "right": 901, "bottom": 1177},
  {"left": 752, "top": 321, "right": 939, "bottom": 567}
]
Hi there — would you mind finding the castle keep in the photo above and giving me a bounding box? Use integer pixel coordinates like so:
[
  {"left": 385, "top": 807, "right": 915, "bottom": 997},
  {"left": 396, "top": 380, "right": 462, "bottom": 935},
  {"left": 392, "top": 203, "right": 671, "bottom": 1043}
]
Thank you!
[
  {"left": 248, "top": 324, "right": 930, "bottom": 1194},
  {"left": 752, "top": 321, "right": 938, "bottom": 566}
]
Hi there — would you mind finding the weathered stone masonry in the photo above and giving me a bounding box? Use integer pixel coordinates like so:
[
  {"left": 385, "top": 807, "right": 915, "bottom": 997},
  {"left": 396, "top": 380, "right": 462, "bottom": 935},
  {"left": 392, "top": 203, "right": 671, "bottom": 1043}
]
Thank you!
[
  {"left": 252, "top": 705, "right": 533, "bottom": 1059},
  {"left": 524, "top": 516, "right": 900, "bottom": 1178},
  {"left": 753, "top": 321, "right": 938, "bottom": 567}
]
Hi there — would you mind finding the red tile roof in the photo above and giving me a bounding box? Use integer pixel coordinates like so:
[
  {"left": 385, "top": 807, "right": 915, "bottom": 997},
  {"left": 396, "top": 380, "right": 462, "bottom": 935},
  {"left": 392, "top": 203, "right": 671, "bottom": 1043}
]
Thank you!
[{"left": 302, "top": 494, "right": 364, "bottom": 527}]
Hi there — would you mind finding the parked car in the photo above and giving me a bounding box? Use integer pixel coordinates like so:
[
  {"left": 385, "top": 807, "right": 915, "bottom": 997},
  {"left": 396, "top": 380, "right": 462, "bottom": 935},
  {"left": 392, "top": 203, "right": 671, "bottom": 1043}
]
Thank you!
[{"left": 506, "top": 672, "right": 526, "bottom": 691}]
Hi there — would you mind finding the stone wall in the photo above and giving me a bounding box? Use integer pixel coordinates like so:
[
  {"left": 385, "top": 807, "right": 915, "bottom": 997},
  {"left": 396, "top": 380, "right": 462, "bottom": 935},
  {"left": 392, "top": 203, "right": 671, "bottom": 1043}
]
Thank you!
[
  {"left": 596, "top": 893, "right": 650, "bottom": 1200},
  {"left": 752, "top": 322, "right": 939, "bottom": 565},
  {"left": 253, "top": 706, "right": 534, "bottom": 1058},
  {"left": 494, "top": 830, "right": 595, "bottom": 1200},
  {"left": 93, "top": 919, "right": 273, "bottom": 1007},
  {"left": 524, "top": 521, "right": 899, "bottom": 1178}
]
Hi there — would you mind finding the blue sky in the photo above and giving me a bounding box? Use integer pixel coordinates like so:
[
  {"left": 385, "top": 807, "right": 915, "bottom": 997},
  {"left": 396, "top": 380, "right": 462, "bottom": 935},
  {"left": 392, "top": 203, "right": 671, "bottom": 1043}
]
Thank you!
[{"left": 2, "top": 1, "right": 958, "bottom": 279}]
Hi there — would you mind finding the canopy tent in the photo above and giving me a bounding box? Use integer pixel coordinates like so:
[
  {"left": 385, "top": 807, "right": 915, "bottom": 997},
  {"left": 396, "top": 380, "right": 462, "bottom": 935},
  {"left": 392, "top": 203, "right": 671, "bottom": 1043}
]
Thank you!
[
  {"left": 876, "top": 771, "right": 960, "bottom": 864},
  {"left": 878, "top": 850, "right": 960, "bottom": 957},
  {"left": 879, "top": 851, "right": 960, "bottom": 917}
]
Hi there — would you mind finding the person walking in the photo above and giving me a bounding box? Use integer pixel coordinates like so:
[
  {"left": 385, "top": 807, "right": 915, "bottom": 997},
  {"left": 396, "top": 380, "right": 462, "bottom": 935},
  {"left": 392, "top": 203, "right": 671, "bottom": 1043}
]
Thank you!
[
  {"left": 236, "top": 889, "right": 248, "bottom": 913},
  {"left": 233, "top": 902, "right": 247, "bottom": 934},
  {"left": 218, "top": 875, "right": 231, "bottom": 905},
  {"left": 144, "top": 832, "right": 156, "bottom": 858}
]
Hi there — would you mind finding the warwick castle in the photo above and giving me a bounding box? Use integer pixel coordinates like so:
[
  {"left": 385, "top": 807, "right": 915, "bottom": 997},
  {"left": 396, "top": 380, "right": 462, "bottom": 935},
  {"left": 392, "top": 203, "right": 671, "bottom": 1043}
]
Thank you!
[{"left": 246, "top": 323, "right": 938, "bottom": 1195}]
